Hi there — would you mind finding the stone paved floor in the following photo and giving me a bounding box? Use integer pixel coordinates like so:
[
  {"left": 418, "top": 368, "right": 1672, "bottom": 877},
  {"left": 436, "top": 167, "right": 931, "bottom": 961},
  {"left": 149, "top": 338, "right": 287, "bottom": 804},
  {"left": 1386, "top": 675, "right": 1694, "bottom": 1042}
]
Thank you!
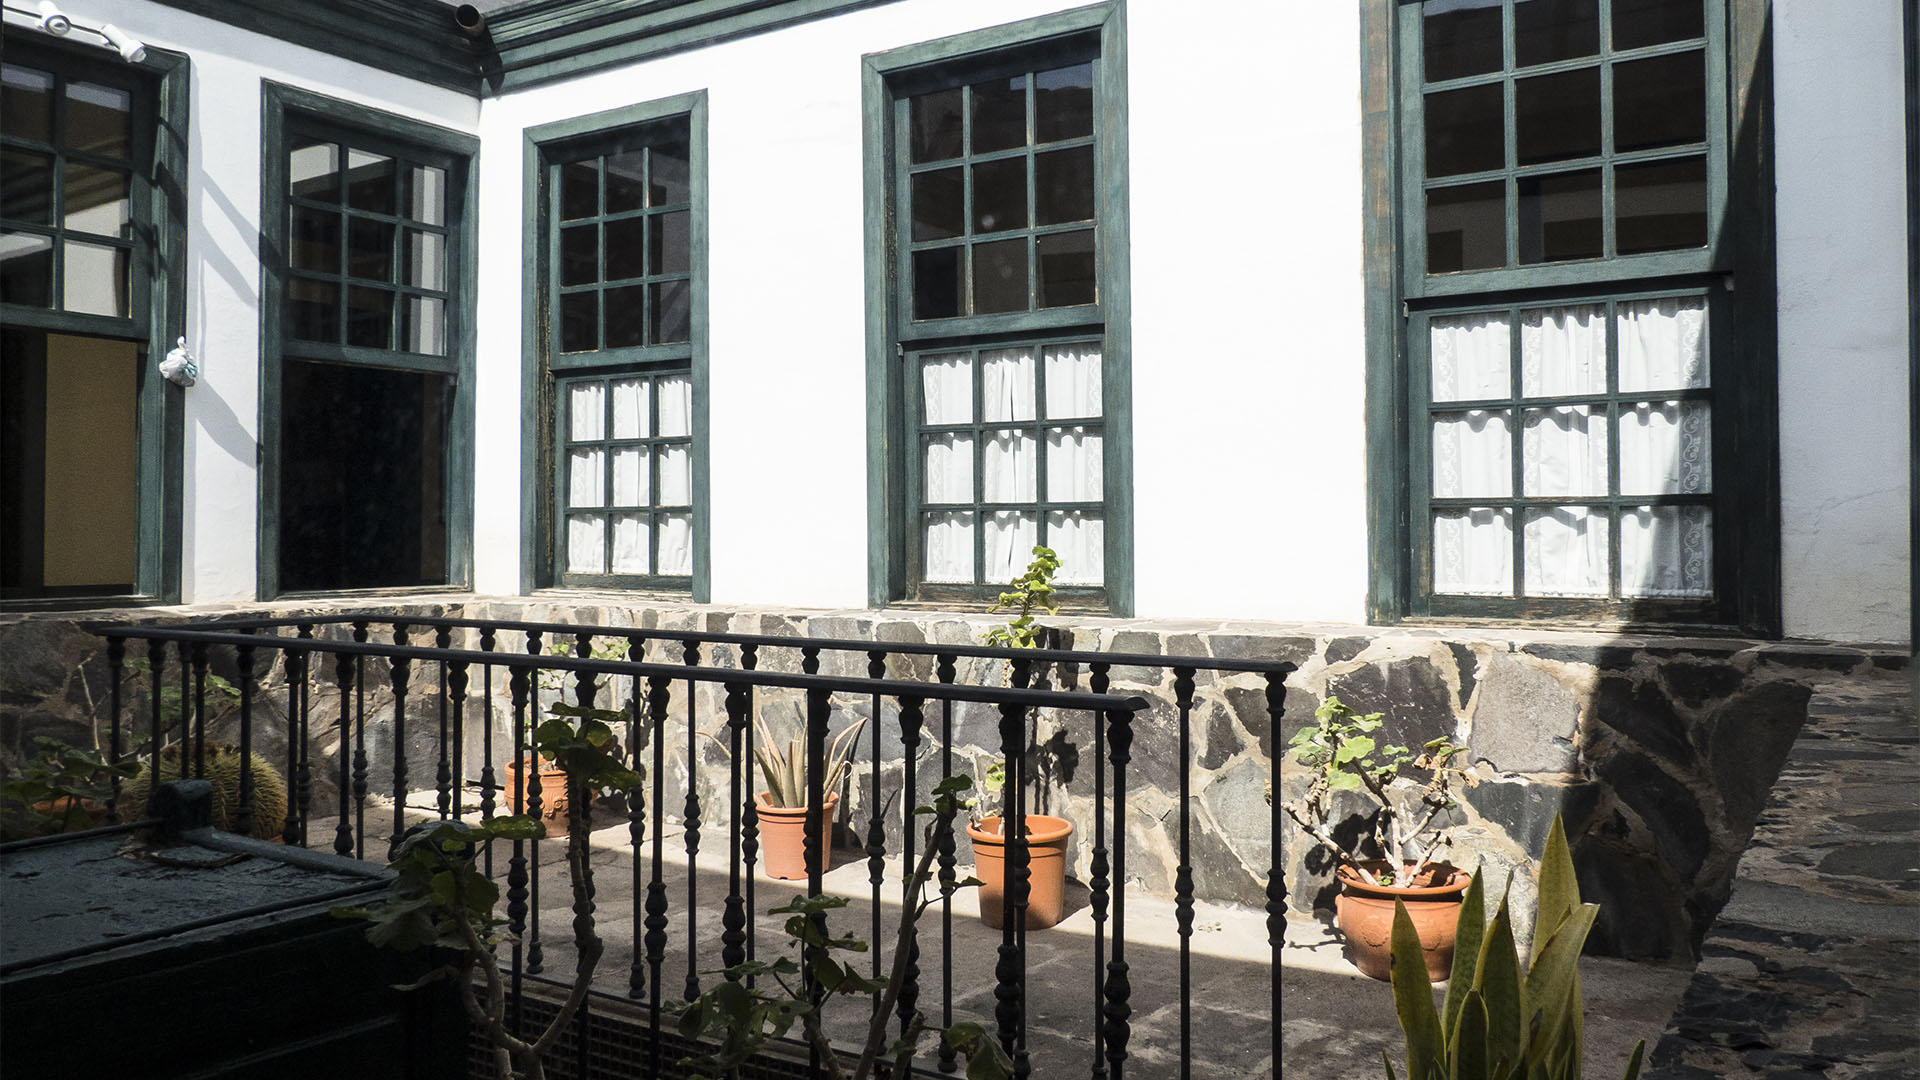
[{"left": 1643, "top": 670, "right": 1920, "bottom": 1079}]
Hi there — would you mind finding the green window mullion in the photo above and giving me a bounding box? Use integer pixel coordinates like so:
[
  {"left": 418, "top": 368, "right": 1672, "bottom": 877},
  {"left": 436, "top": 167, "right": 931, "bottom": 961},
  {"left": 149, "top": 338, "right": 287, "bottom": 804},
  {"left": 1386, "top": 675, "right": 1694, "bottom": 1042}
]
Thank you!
[{"left": 1599, "top": 2, "right": 1619, "bottom": 259}]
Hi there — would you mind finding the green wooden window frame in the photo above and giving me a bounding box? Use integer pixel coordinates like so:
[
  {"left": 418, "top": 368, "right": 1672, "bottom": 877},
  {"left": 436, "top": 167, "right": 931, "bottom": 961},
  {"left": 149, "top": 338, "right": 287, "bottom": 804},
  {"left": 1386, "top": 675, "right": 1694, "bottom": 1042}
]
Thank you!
[
  {"left": 863, "top": 3, "right": 1133, "bottom": 613},
  {"left": 0, "top": 39, "right": 188, "bottom": 610},
  {"left": 1367, "top": 0, "right": 1779, "bottom": 632},
  {"left": 521, "top": 93, "right": 710, "bottom": 599},
  {"left": 259, "top": 82, "right": 478, "bottom": 600}
]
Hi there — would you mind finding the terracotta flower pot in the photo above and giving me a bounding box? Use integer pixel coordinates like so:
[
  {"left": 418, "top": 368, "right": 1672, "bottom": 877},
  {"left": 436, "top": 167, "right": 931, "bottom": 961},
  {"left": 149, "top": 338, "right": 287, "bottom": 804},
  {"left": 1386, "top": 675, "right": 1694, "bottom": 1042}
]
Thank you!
[
  {"left": 755, "top": 791, "right": 839, "bottom": 881},
  {"left": 1335, "top": 860, "right": 1471, "bottom": 982},
  {"left": 506, "top": 757, "right": 571, "bottom": 837},
  {"left": 967, "top": 815, "right": 1074, "bottom": 930}
]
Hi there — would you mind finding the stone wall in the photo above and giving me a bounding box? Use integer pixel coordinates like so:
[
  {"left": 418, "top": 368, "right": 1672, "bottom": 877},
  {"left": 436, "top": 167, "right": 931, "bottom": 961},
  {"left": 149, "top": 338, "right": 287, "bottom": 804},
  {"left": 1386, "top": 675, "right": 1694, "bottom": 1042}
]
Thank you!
[{"left": 1, "top": 598, "right": 1903, "bottom": 960}]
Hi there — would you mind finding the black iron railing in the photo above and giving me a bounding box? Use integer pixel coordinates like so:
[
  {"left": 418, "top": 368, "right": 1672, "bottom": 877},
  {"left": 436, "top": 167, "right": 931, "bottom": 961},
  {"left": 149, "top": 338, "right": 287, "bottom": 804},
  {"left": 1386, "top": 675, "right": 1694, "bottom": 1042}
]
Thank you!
[{"left": 88, "top": 613, "right": 1292, "bottom": 1079}]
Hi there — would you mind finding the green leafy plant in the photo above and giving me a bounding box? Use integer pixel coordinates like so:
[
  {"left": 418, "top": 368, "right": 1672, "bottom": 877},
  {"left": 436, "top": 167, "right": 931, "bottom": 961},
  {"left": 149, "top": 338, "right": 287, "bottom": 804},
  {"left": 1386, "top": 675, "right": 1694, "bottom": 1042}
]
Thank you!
[
  {"left": 983, "top": 545, "right": 1061, "bottom": 651},
  {"left": 672, "top": 775, "right": 1009, "bottom": 1080},
  {"left": 1383, "top": 816, "right": 1644, "bottom": 1080},
  {"left": 965, "top": 761, "right": 1007, "bottom": 830},
  {"left": 1283, "top": 695, "right": 1473, "bottom": 886},
  {"left": 0, "top": 736, "right": 141, "bottom": 840}
]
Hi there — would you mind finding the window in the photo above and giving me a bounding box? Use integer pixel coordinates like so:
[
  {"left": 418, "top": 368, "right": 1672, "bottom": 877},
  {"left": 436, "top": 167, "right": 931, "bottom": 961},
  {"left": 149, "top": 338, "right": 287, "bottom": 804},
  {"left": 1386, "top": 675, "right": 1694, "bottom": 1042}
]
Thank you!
[
  {"left": 261, "top": 83, "right": 476, "bottom": 597},
  {"left": 1374, "top": 0, "right": 1774, "bottom": 628},
  {"left": 523, "top": 95, "right": 707, "bottom": 596},
  {"left": 0, "top": 41, "right": 186, "bottom": 608},
  {"left": 865, "top": 4, "right": 1131, "bottom": 611}
]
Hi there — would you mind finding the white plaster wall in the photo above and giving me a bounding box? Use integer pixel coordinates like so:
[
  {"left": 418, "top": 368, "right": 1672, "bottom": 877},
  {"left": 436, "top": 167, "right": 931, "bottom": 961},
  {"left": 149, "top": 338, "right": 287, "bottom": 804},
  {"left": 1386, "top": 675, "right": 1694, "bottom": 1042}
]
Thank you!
[
  {"left": 46, "top": 1, "right": 478, "bottom": 605},
  {"left": 1773, "top": 0, "right": 1913, "bottom": 644}
]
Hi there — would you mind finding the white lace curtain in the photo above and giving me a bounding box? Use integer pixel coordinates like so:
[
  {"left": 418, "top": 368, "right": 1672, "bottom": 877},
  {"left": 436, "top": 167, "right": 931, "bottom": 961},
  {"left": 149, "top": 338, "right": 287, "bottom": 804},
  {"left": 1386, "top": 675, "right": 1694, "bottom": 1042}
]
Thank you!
[
  {"left": 1430, "top": 298, "right": 1711, "bottom": 598},
  {"left": 566, "top": 374, "right": 694, "bottom": 577}
]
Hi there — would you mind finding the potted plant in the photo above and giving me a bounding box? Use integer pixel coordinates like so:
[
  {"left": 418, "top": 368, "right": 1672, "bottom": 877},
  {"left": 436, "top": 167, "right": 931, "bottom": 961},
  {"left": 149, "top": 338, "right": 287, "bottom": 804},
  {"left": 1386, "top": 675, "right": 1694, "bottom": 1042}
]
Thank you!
[
  {"left": 1282, "top": 695, "right": 1474, "bottom": 981},
  {"left": 0, "top": 736, "right": 141, "bottom": 841},
  {"left": 742, "top": 712, "right": 867, "bottom": 881},
  {"left": 965, "top": 761, "right": 1074, "bottom": 930},
  {"left": 515, "top": 639, "right": 634, "bottom": 837},
  {"left": 118, "top": 742, "right": 289, "bottom": 841}
]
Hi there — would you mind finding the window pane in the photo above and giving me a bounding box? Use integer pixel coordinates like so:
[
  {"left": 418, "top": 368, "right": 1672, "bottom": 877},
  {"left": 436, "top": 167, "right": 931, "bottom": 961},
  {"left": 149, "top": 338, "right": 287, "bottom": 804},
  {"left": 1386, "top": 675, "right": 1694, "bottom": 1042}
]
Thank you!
[
  {"left": 1516, "top": 67, "right": 1601, "bottom": 165},
  {"left": 1, "top": 148, "right": 53, "bottom": 224},
  {"left": 611, "top": 378, "right": 649, "bottom": 438},
  {"left": 345, "top": 286, "right": 393, "bottom": 348},
  {"left": 1613, "top": 0, "right": 1705, "bottom": 50},
  {"left": 560, "top": 224, "right": 598, "bottom": 286},
  {"left": 658, "top": 445, "right": 691, "bottom": 506},
  {"left": 289, "top": 278, "right": 337, "bottom": 341},
  {"left": 983, "top": 510, "right": 1038, "bottom": 583},
  {"left": 291, "top": 207, "right": 340, "bottom": 274},
  {"left": 972, "top": 75, "right": 1028, "bottom": 154},
  {"left": 921, "top": 352, "right": 973, "bottom": 425},
  {"left": 650, "top": 211, "right": 689, "bottom": 275},
  {"left": 290, "top": 141, "right": 340, "bottom": 202},
  {"left": 567, "top": 515, "right": 606, "bottom": 574},
  {"left": 1519, "top": 304, "right": 1606, "bottom": 396},
  {"left": 569, "top": 382, "right": 605, "bottom": 441},
  {"left": 347, "top": 217, "right": 395, "bottom": 281},
  {"left": 606, "top": 150, "right": 645, "bottom": 213},
  {"left": 604, "top": 216, "right": 644, "bottom": 281},
  {"left": 657, "top": 375, "right": 692, "bottom": 438},
  {"left": 1424, "top": 83, "right": 1503, "bottom": 178},
  {"left": 983, "top": 429, "right": 1037, "bottom": 502},
  {"left": 1426, "top": 181, "right": 1505, "bottom": 273},
  {"left": 912, "top": 247, "right": 961, "bottom": 320},
  {"left": 657, "top": 513, "right": 692, "bottom": 575},
  {"left": 923, "top": 511, "right": 976, "bottom": 582},
  {"left": 650, "top": 280, "right": 690, "bottom": 344},
  {"left": 66, "top": 82, "right": 130, "bottom": 159},
  {"left": 1618, "top": 401, "right": 1712, "bottom": 494},
  {"left": 1615, "top": 157, "right": 1707, "bottom": 254},
  {"left": 1046, "top": 427, "right": 1103, "bottom": 501},
  {"left": 1523, "top": 507, "right": 1610, "bottom": 597},
  {"left": 1615, "top": 51, "right": 1706, "bottom": 153},
  {"left": 345, "top": 149, "right": 396, "bottom": 214},
  {"left": 912, "top": 168, "right": 964, "bottom": 241},
  {"left": 1620, "top": 505, "right": 1711, "bottom": 597},
  {"left": 1035, "top": 146, "right": 1094, "bottom": 225},
  {"left": 1518, "top": 169, "right": 1602, "bottom": 264},
  {"left": 1047, "top": 510, "right": 1103, "bottom": 585},
  {"left": 0, "top": 231, "right": 53, "bottom": 306},
  {"left": 1617, "top": 296, "right": 1708, "bottom": 390},
  {"left": 404, "top": 165, "right": 446, "bottom": 226},
  {"left": 404, "top": 230, "right": 444, "bottom": 290},
  {"left": 1, "top": 66, "right": 54, "bottom": 144},
  {"left": 1043, "top": 343, "right": 1102, "bottom": 419},
  {"left": 559, "top": 292, "right": 597, "bottom": 353},
  {"left": 612, "top": 448, "right": 648, "bottom": 506},
  {"left": 649, "top": 141, "right": 690, "bottom": 207},
  {"left": 972, "top": 157, "right": 1027, "bottom": 234},
  {"left": 610, "top": 514, "right": 646, "bottom": 573},
  {"left": 605, "top": 284, "right": 645, "bottom": 347},
  {"left": 1037, "top": 230, "right": 1096, "bottom": 308},
  {"left": 982, "top": 348, "right": 1036, "bottom": 422},
  {"left": 569, "top": 448, "right": 605, "bottom": 508},
  {"left": 1034, "top": 63, "right": 1093, "bottom": 143},
  {"left": 923, "top": 432, "right": 975, "bottom": 504},
  {"left": 1521, "top": 405, "right": 1608, "bottom": 496},
  {"left": 1430, "top": 312, "right": 1511, "bottom": 402},
  {"left": 561, "top": 160, "right": 599, "bottom": 220},
  {"left": 1422, "top": 1, "right": 1502, "bottom": 83},
  {"left": 1432, "top": 410, "right": 1512, "bottom": 498},
  {"left": 1433, "top": 507, "right": 1513, "bottom": 595},
  {"left": 65, "top": 164, "right": 130, "bottom": 238},
  {"left": 971, "top": 237, "right": 1028, "bottom": 314},
  {"left": 401, "top": 296, "right": 445, "bottom": 356},
  {"left": 910, "top": 89, "right": 963, "bottom": 163},
  {"left": 61, "top": 240, "right": 129, "bottom": 317},
  {"left": 1514, "top": 0, "right": 1599, "bottom": 67}
]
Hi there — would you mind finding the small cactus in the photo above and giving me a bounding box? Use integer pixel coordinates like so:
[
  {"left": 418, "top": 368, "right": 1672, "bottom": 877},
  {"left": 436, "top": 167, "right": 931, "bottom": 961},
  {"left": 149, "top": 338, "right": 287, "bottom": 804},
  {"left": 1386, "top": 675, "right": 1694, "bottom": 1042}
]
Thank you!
[{"left": 118, "top": 744, "right": 288, "bottom": 841}]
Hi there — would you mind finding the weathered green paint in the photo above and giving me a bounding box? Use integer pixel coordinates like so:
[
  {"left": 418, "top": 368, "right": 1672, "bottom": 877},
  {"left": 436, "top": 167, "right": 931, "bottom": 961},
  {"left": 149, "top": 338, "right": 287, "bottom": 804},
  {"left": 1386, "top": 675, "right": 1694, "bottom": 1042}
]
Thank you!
[
  {"left": 141, "top": 0, "right": 482, "bottom": 94},
  {"left": 1908, "top": 0, "right": 1919, "bottom": 660},
  {"left": 1362, "top": 0, "right": 1406, "bottom": 625}
]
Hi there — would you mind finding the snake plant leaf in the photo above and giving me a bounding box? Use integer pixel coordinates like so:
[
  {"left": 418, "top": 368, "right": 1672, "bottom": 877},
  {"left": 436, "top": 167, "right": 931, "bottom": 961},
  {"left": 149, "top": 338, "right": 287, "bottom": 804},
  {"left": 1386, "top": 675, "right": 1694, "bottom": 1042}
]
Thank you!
[
  {"left": 1619, "top": 1040, "right": 1644, "bottom": 1080},
  {"left": 1476, "top": 897, "right": 1525, "bottom": 1071},
  {"left": 1390, "top": 900, "right": 1444, "bottom": 1080},
  {"left": 1384, "top": 1049, "right": 1399, "bottom": 1080},
  {"left": 1449, "top": 990, "right": 1489, "bottom": 1080},
  {"left": 1522, "top": 902, "right": 1600, "bottom": 1068},
  {"left": 1442, "top": 866, "right": 1489, "bottom": 1040},
  {"left": 1532, "top": 816, "right": 1579, "bottom": 968}
]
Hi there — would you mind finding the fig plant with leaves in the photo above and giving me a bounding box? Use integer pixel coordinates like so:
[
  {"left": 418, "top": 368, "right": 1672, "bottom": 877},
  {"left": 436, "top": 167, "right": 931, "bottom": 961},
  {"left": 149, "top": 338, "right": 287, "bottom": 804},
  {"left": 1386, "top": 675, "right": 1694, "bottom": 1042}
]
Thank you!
[
  {"left": 1385, "top": 815, "right": 1644, "bottom": 1080},
  {"left": 1282, "top": 695, "right": 1474, "bottom": 886},
  {"left": 0, "top": 736, "right": 140, "bottom": 840},
  {"left": 672, "top": 775, "right": 1011, "bottom": 1080},
  {"left": 983, "top": 545, "right": 1061, "bottom": 652}
]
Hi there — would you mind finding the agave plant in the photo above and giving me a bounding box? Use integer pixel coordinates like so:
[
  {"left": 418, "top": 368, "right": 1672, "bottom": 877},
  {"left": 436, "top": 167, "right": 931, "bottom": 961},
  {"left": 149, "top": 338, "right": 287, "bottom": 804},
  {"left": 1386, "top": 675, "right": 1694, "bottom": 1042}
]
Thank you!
[{"left": 746, "top": 713, "right": 868, "bottom": 810}]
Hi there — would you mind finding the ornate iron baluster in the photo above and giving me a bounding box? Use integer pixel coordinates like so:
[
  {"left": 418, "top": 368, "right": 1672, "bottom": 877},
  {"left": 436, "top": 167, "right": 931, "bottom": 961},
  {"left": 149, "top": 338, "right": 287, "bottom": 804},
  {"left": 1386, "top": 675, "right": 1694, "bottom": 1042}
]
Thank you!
[
  {"left": 1090, "top": 663, "right": 1112, "bottom": 1078},
  {"left": 804, "top": 685, "right": 830, "bottom": 1078},
  {"left": 994, "top": 699, "right": 1024, "bottom": 1066},
  {"left": 1265, "top": 670, "right": 1289, "bottom": 1075},
  {"left": 352, "top": 621, "right": 369, "bottom": 859},
  {"left": 525, "top": 631, "right": 545, "bottom": 975},
  {"left": 644, "top": 674, "right": 672, "bottom": 1077},
  {"left": 506, "top": 665, "right": 531, "bottom": 1037},
  {"left": 190, "top": 641, "right": 209, "bottom": 778},
  {"left": 177, "top": 640, "right": 190, "bottom": 779},
  {"left": 626, "top": 637, "right": 648, "bottom": 1001},
  {"left": 1173, "top": 666, "right": 1196, "bottom": 1079},
  {"left": 480, "top": 627, "right": 497, "bottom": 879},
  {"left": 334, "top": 650, "right": 355, "bottom": 857},
  {"left": 284, "top": 647, "right": 305, "bottom": 846},
  {"left": 896, "top": 694, "right": 925, "bottom": 1060},
  {"left": 721, "top": 680, "right": 750, "bottom": 976},
  {"left": 936, "top": 652, "right": 959, "bottom": 1075},
  {"left": 146, "top": 639, "right": 164, "bottom": 794},
  {"left": 448, "top": 658, "right": 469, "bottom": 826},
  {"left": 389, "top": 623, "right": 412, "bottom": 859},
  {"left": 682, "top": 638, "right": 703, "bottom": 1002},
  {"left": 235, "top": 644, "right": 256, "bottom": 838},
  {"left": 436, "top": 626, "right": 454, "bottom": 819},
  {"left": 867, "top": 649, "right": 887, "bottom": 1000},
  {"left": 106, "top": 637, "right": 124, "bottom": 820},
  {"left": 294, "top": 625, "right": 315, "bottom": 846},
  {"left": 1104, "top": 708, "right": 1134, "bottom": 1080},
  {"left": 740, "top": 643, "right": 760, "bottom": 986}
]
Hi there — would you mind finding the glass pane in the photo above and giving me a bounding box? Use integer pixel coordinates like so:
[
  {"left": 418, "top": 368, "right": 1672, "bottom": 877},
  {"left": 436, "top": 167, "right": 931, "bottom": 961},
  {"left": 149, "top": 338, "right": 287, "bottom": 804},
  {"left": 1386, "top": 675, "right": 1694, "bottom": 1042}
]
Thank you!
[
  {"left": 606, "top": 149, "right": 645, "bottom": 213},
  {"left": 1046, "top": 427, "right": 1103, "bottom": 501},
  {"left": 1516, "top": 68, "right": 1602, "bottom": 165},
  {"left": 561, "top": 160, "right": 599, "bottom": 220},
  {"left": 278, "top": 361, "right": 450, "bottom": 591},
  {"left": 1433, "top": 507, "right": 1514, "bottom": 595},
  {"left": 972, "top": 157, "right": 1027, "bottom": 234},
  {"left": 1047, "top": 510, "right": 1104, "bottom": 585},
  {"left": 290, "top": 207, "right": 340, "bottom": 274},
  {"left": 922, "top": 432, "right": 975, "bottom": 504},
  {"left": 911, "top": 168, "right": 964, "bottom": 241},
  {"left": 1424, "top": 83, "right": 1503, "bottom": 178},
  {"left": 345, "top": 149, "right": 395, "bottom": 214},
  {"left": 657, "top": 445, "right": 691, "bottom": 505},
  {"left": 984, "top": 511, "right": 1039, "bottom": 584},
  {"left": 604, "top": 216, "right": 644, "bottom": 281},
  {"left": 921, "top": 352, "right": 973, "bottom": 425},
  {"left": 559, "top": 292, "right": 597, "bottom": 353},
  {"left": 1034, "top": 63, "right": 1093, "bottom": 143},
  {"left": 569, "top": 381, "right": 605, "bottom": 441},
  {"left": 910, "top": 89, "right": 963, "bottom": 163},
  {"left": 1618, "top": 401, "right": 1712, "bottom": 494},
  {"left": 1514, "top": 0, "right": 1600, "bottom": 67},
  {"left": 983, "top": 429, "right": 1037, "bottom": 502},
  {"left": 1615, "top": 51, "right": 1706, "bottom": 153},
  {"left": 971, "top": 75, "right": 1028, "bottom": 154},
  {"left": 404, "top": 165, "right": 446, "bottom": 226},
  {"left": 1521, "top": 405, "right": 1608, "bottom": 496},
  {"left": 62, "top": 240, "right": 129, "bottom": 317},
  {"left": 567, "top": 515, "right": 606, "bottom": 574},
  {"left": 1620, "top": 505, "right": 1712, "bottom": 597},
  {"left": 923, "top": 511, "right": 975, "bottom": 582},
  {"left": 1518, "top": 169, "right": 1602, "bottom": 264},
  {"left": 346, "top": 286, "right": 393, "bottom": 347},
  {"left": 65, "top": 164, "right": 130, "bottom": 237},
  {"left": 66, "top": 82, "right": 130, "bottom": 158},
  {"left": 290, "top": 140, "right": 340, "bottom": 202},
  {"left": 610, "top": 514, "right": 647, "bottom": 574},
  {"left": 0, "top": 149, "right": 52, "bottom": 224},
  {"left": 612, "top": 448, "right": 648, "bottom": 506},
  {"left": 1520, "top": 304, "right": 1606, "bottom": 396},
  {"left": 649, "top": 140, "right": 689, "bottom": 207},
  {"left": 650, "top": 280, "right": 690, "bottom": 344},
  {"left": 1, "top": 66, "right": 54, "bottom": 144},
  {"left": 0, "top": 231, "right": 53, "bottom": 306},
  {"left": 404, "top": 230, "right": 444, "bottom": 290},
  {"left": 1035, "top": 146, "right": 1094, "bottom": 225},
  {"left": 1613, "top": 0, "right": 1705, "bottom": 50},
  {"left": 1037, "top": 230, "right": 1096, "bottom": 308},
  {"left": 569, "top": 448, "right": 605, "bottom": 508},
  {"left": 401, "top": 296, "right": 444, "bottom": 356},
  {"left": 560, "top": 224, "right": 598, "bottom": 286},
  {"left": 650, "top": 211, "right": 689, "bottom": 275},
  {"left": 1427, "top": 181, "right": 1505, "bottom": 273},
  {"left": 1430, "top": 312, "right": 1511, "bottom": 402},
  {"left": 347, "top": 217, "right": 396, "bottom": 281},
  {"left": 982, "top": 348, "right": 1036, "bottom": 422},
  {"left": 1523, "top": 507, "right": 1610, "bottom": 597},
  {"left": 657, "top": 375, "right": 692, "bottom": 437},
  {"left": 1615, "top": 157, "right": 1707, "bottom": 255},
  {"left": 972, "top": 238, "right": 1028, "bottom": 315},
  {"left": 657, "top": 513, "right": 693, "bottom": 577},
  {"left": 1422, "top": 1, "right": 1503, "bottom": 82},
  {"left": 1617, "top": 296, "right": 1708, "bottom": 390},
  {"left": 611, "top": 378, "right": 649, "bottom": 438},
  {"left": 1431, "top": 409, "right": 1512, "bottom": 498},
  {"left": 1043, "top": 343, "right": 1102, "bottom": 419},
  {"left": 913, "top": 247, "right": 962, "bottom": 320},
  {"left": 288, "top": 278, "right": 337, "bottom": 341},
  {"left": 605, "top": 284, "right": 645, "bottom": 347}
]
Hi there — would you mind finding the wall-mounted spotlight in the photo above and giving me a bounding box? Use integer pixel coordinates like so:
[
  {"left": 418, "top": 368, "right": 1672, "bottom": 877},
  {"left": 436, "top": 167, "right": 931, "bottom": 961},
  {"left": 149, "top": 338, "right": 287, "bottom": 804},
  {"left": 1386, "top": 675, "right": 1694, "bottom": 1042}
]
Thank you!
[
  {"left": 34, "top": 1, "right": 69, "bottom": 35},
  {"left": 0, "top": 4, "right": 147, "bottom": 62},
  {"left": 453, "top": 4, "right": 485, "bottom": 38},
  {"left": 98, "top": 22, "right": 146, "bottom": 64}
]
